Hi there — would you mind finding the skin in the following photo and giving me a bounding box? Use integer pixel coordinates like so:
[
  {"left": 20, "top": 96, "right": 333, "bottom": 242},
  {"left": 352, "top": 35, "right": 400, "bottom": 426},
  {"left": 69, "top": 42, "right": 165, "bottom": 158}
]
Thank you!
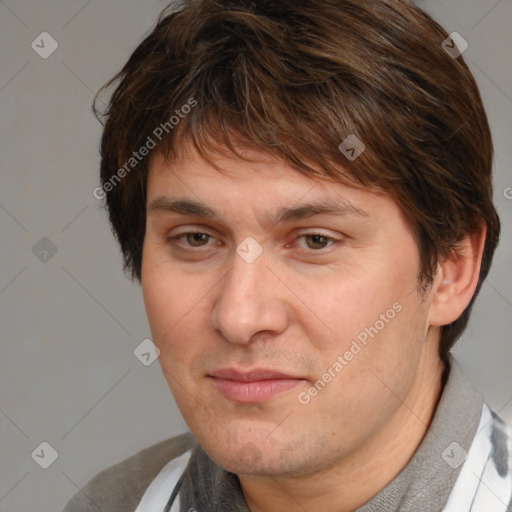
[{"left": 141, "top": 141, "right": 486, "bottom": 512}]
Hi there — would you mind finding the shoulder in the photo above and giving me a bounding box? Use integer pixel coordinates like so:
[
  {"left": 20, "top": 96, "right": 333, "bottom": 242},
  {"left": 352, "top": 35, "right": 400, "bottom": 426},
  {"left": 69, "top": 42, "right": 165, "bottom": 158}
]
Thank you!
[{"left": 61, "top": 432, "right": 197, "bottom": 512}]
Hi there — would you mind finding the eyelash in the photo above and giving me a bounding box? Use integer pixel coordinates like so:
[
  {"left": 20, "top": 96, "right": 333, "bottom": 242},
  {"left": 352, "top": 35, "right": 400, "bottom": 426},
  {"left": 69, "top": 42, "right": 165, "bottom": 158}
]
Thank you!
[{"left": 167, "top": 231, "right": 338, "bottom": 251}]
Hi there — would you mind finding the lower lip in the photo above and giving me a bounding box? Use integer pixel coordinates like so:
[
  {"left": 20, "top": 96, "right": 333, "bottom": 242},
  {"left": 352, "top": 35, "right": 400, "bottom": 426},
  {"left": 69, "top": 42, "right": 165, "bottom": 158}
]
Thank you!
[{"left": 210, "top": 377, "right": 303, "bottom": 403}]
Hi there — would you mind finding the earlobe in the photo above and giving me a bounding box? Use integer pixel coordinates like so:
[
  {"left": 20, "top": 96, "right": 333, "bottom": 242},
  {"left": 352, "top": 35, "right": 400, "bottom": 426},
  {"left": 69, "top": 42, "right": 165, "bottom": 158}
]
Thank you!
[{"left": 429, "top": 223, "right": 487, "bottom": 327}]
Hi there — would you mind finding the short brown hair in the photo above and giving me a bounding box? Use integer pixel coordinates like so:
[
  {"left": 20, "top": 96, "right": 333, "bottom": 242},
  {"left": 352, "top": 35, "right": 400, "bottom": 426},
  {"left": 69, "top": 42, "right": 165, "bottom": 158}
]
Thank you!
[{"left": 93, "top": 0, "right": 500, "bottom": 358}]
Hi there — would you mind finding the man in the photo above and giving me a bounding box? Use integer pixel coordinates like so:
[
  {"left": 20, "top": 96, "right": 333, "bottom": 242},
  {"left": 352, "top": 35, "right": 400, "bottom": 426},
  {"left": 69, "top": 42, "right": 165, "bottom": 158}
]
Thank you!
[{"left": 64, "top": 0, "right": 511, "bottom": 510}]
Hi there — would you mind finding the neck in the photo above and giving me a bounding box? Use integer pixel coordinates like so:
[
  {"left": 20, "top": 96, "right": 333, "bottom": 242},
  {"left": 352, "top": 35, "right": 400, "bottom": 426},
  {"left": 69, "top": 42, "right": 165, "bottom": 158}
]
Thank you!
[{"left": 240, "top": 354, "right": 446, "bottom": 512}]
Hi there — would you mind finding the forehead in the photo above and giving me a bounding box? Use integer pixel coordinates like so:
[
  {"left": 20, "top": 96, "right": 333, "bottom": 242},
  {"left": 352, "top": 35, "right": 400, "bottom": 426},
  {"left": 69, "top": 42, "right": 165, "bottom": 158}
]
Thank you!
[
  {"left": 146, "top": 143, "right": 401, "bottom": 226},
  {"left": 150, "top": 142, "right": 302, "bottom": 180},
  {"left": 149, "top": 141, "right": 370, "bottom": 196}
]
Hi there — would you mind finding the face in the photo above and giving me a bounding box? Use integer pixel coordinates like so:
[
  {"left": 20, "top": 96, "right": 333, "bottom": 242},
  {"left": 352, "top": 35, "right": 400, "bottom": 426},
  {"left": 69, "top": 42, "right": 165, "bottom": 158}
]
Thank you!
[{"left": 141, "top": 143, "right": 437, "bottom": 478}]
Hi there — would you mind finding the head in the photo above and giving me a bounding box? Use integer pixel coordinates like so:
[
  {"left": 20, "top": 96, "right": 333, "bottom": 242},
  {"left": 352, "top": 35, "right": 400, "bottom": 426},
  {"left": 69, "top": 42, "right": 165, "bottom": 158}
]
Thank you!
[{"left": 94, "top": 0, "right": 500, "bottom": 477}]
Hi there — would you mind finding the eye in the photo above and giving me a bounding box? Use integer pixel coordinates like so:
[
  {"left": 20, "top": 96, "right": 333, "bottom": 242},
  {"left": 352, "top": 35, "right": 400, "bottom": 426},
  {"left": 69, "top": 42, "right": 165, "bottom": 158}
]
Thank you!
[
  {"left": 295, "top": 233, "right": 336, "bottom": 250},
  {"left": 167, "top": 231, "right": 339, "bottom": 252},
  {"left": 168, "top": 232, "right": 217, "bottom": 248}
]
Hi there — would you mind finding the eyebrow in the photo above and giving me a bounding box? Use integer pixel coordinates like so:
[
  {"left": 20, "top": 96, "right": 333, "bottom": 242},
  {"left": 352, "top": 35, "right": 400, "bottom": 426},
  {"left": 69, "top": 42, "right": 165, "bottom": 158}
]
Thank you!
[{"left": 146, "top": 196, "right": 368, "bottom": 226}]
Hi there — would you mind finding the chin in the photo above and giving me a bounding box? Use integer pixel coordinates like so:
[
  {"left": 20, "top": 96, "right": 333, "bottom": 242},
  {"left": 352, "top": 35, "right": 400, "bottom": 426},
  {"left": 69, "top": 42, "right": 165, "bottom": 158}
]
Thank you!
[
  {"left": 198, "top": 433, "right": 318, "bottom": 478},
  {"left": 213, "top": 453, "right": 295, "bottom": 477}
]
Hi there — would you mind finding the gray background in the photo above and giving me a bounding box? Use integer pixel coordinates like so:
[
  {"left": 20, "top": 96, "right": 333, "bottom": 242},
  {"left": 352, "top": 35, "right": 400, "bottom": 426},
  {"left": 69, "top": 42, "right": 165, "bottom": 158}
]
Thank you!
[{"left": 0, "top": 1, "right": 511, "bottom": 511}]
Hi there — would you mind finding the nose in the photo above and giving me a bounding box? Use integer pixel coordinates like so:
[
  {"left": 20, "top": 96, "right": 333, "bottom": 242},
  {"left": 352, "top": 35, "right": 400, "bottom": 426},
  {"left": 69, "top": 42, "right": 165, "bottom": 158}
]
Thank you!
[{"left": 209, "top": 247, "right": 289, "bottom": 345}]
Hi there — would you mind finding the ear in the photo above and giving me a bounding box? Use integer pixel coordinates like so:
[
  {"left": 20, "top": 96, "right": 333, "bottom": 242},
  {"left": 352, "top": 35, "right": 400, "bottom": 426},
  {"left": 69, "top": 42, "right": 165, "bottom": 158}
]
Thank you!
[{"left": 428, "top": 222, "right": 487, "bottom": 327}]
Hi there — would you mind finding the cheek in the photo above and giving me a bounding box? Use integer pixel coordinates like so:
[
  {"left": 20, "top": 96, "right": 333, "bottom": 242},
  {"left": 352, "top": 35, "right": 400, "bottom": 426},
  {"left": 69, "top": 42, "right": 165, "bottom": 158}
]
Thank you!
[
  {"left": 296, "top": 257, "right": 417, "bottom": 356},
  {"left": 142, "top": 261, "right": 189, "bottom": 344},
  {"left": 142, "top": 269, "right": 203, "bottom": 409},
  {"left": 141, "top": 262, "right": 213, "bottom": 367},
  {"left": 304, "top": 294, "right": 428, "bottom": 440},
  {"left": 142, "top": 271, "right": 173, "bottom": 339}
]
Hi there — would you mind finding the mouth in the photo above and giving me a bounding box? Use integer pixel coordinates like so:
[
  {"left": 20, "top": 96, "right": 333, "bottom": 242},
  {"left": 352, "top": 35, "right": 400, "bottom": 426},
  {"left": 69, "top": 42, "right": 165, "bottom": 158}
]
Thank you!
[{"left": 207, "top": 368, "right": 306, "bottom": 403}]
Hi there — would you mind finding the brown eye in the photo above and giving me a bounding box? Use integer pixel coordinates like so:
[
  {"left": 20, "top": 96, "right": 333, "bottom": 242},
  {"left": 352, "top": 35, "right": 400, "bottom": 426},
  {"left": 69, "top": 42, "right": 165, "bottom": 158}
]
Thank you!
[
  {"left": 295, "top": 233, "right": 335, "bottom": 250},
  {"left": 184, "top": 233, "right": 211, "bottom": 247},
  {"left": 168, "top": 232, "right": 216, "bottom": 249},
  {"left": 304, "top": 234, "right": 331, "bottom": 249}
]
